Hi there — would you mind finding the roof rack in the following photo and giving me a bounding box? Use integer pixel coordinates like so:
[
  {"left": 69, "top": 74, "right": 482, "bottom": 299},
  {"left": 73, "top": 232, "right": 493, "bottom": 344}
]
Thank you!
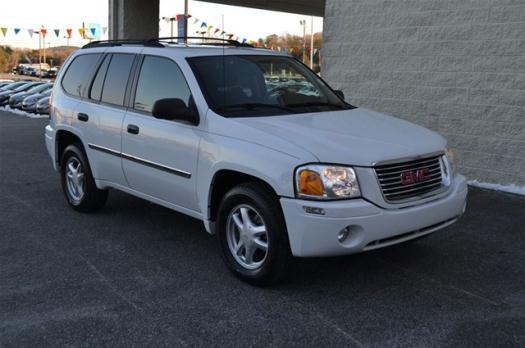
[
  {"left": 81, "top": 39, "right": 164, "bottom": 49},
  {"left": 152, "top": 36, "right": 253, "bottom": 47},
  {"left": 82, "top": 36, "right": 253, "bottom": 49}
]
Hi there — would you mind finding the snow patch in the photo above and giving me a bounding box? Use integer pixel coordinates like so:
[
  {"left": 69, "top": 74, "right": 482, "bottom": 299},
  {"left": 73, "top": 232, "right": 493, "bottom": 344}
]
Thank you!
[
  {"left": 0, "top": 105, "right": 48, "bottom": 119},
  {"left": 468, "top": 180, "right": 525, "bottom": 196}
]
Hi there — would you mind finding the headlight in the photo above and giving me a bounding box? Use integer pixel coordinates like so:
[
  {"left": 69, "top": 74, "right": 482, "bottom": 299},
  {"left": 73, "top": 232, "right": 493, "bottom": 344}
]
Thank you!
[
  {"left": 445, "top": 147, "right": 455, "bottom": 175},
  {"left": 295, "top": 165, "right": 360, "bottom": 200}
]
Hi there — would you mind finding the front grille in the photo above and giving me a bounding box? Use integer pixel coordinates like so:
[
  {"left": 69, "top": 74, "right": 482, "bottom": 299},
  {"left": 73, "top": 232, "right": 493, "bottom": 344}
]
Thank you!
[{"left": 375, "top": 154, "right": 444, "bottom": 203}]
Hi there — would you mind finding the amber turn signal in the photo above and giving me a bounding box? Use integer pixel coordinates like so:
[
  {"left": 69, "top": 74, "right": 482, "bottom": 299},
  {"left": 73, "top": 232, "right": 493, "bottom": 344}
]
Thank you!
[{"left": 298, "top": 170, "right": 324, "bottom": 196}]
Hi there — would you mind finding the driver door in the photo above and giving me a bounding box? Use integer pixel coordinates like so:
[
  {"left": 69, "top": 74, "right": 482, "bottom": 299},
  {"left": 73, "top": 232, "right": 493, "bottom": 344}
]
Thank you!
[{"left": 121, "top": 55, "right": 201, "bottom": 213}]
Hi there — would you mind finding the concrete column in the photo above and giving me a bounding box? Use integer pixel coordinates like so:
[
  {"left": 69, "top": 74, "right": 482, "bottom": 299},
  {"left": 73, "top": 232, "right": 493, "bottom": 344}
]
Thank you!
[{"left": 108, "top": 0, "right": 159, "bottom": 40}]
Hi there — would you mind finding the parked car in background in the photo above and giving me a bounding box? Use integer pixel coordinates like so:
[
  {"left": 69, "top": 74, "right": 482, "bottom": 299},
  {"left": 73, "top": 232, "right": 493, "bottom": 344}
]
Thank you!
[
  {"left": 22, "top": 88, "right": 52, "bottom": 112},
  {"left": 0, "top": 81, "right": 26, "bottom": 92},
  {"left": 41, "top": 69, "right": 58, "bottom": 78},
  {"left": 0, "top": 81, "right": 13, "bottom": 89},
  {"left": 0, "top": 82, "right": 43, "bottom": 106},
  {"left": 35, "top": 96, "right": 50, "bottom": 114},
  {"left": 10, "top": 83, "right": 52, "bottom": 109},
  {"left": 36, "top": 96, "right": 51, "bottom": 115},
  {"left": 20, "top": 67, "right": 34, "bottom": 76}
]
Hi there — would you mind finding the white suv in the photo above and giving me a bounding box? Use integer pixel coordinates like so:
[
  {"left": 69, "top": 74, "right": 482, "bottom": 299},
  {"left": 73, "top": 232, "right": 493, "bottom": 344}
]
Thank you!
[{"left": 45, "top": 38, "right": 468, "bottom": 284}]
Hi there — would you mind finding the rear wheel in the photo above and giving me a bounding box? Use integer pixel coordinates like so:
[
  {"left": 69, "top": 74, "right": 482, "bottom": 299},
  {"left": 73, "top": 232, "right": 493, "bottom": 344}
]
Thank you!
[
  {"left": 217, "top": 183, "right": 292, "bottom": 285},
  {"left": 60, "top": 143, "right": 108, "bottom": 212}
]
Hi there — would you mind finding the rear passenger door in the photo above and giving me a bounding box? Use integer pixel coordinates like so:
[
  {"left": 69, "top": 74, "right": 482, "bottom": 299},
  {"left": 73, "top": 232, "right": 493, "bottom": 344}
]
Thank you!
[
  {"left": 58, "top": 53, "right": 102, "bottom": 150},
  {"left": 121, "top": 55, "right": 201, "bottom": 213},
  {"left": 80, "top": 52, "right": 137, "bottom": 186}
]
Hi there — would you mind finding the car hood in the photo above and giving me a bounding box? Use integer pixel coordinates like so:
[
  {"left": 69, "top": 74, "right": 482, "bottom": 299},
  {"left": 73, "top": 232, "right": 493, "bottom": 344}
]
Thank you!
[
  {"left": 0, "top": 90, "right": 15, "bottom": 98},
  {"left": 232, "top": 108, "right": 446, "bottom": 166},
  {"left": 11, "top": 92, "right": 30, "bottom": 100},
  {"left": 37, "top": 97, "right": 50, "bottom": 105},
  {"left": 24, "top": 93, "right": 44, "bottom": 102}
]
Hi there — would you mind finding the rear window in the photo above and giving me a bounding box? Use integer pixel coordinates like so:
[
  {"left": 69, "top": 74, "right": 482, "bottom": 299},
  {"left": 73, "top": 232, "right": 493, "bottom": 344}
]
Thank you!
[{"left": 61, "top": 54, "right": 101, "bottom": 97}]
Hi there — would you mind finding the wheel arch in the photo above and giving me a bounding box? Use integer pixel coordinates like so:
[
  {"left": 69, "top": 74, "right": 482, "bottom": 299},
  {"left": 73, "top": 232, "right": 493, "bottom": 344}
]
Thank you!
[
  {"left": 207, "top": 169, "right": 281, "bottom": 229},
  {"left": 55, "top": 128, "right": 85, "bottom": 168}
]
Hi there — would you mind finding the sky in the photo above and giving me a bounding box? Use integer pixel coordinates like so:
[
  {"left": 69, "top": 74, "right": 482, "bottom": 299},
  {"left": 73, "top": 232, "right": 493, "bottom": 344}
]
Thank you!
[{"left": 0, "top": 0, "right": 323, "bottom": 48}]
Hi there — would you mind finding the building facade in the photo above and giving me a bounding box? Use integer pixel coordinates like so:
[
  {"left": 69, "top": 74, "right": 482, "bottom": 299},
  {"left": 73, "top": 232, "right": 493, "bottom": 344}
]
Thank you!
[
  {"left": 323, "top": 0, "right": 525, "bottom": 186},
  {"left": 108, "top": 0, "right": 524, "bottom": 186}
]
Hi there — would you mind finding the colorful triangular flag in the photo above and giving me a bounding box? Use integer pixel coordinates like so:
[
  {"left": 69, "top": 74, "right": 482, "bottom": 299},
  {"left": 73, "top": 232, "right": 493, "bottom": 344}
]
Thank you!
[
  {"left": 40, "top": 28, "right": 47, "bottom": 38},
  {"left": 200, "top": 22, "right": 207, "bottom": 28},
  {"left": 66, "top": 28, "right": 72, "bottom": 38},
  {"left": 14, "top": 28, "right": 21, "bottom": 35},
  {"left": 102, "top": 27, "right": 107, "bottom": 35},
  {"left": 78, "top": 28, "right": 85, "bottom": 38},
  {"left": 28, "top": 29, "right": 34, "bottom": 38},
  {"left": 90, "top": 27, "right": 96, "bottom": 36},
  {"left": 0, "top": 28, "right": 7, "bottom": 37},
  {"left": 54, "top": 29, "right": 60, "bottom": 38}
]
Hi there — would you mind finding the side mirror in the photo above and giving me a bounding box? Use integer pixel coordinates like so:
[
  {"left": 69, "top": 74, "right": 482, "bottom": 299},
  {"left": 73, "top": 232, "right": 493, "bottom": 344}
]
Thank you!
[
  {"left": 334, "top": 90, "right": 345, "bottom": 101},
  {"left": 152, "top": 98, "right": 199, "bottom": 125}
]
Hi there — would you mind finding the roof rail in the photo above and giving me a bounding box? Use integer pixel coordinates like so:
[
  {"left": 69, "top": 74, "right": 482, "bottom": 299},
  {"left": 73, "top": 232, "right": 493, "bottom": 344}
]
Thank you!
[
  {"left": 150, "top": 36, "right": 253, "bottom": 47},
  {"left": 82, "top": 39, "right": 163, "bottom": 49},
  {"left": 82, "top": 36, "right": 253, "bottom": 49}
]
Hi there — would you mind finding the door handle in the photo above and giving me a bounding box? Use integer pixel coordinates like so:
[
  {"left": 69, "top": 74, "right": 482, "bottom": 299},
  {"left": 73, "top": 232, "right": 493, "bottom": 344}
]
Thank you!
[
  {"left": 77, "top": 113, "right": 89, "bottom": 122},
  {"left": 127, "top": 124, "right": 140, "bottom": 135}
]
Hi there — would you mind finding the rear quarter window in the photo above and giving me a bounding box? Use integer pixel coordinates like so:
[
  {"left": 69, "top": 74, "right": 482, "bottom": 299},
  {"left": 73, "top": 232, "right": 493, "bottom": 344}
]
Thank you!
[{"left": 61, "top": 54, "right": 101, "bottom": 98}]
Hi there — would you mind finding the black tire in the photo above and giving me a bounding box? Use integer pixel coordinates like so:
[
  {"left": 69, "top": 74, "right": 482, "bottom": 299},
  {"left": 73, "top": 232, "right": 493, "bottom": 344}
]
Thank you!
[
  {"left": 216, "top": 183, "right": 292, "bottom": 285},
  {"left": 60, "top": 143, "right": 108, "bottom": 212}
]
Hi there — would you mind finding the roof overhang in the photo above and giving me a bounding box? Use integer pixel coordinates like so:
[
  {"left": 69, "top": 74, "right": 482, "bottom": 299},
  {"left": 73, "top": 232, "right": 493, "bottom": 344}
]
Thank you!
[{"left": 202, "top": 0, "right": 325, "bottom": 17}]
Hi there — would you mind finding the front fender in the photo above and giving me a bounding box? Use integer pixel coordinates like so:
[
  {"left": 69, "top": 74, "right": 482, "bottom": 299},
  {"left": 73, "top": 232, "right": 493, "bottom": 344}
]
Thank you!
[{"left": 196, "top": 132, "right": 316, "bottom": 223}]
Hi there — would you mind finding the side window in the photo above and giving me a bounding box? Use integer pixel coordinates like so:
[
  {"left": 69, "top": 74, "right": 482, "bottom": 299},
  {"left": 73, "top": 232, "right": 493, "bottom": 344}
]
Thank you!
[
  {"left": 134, "top": 56, "right": 192, "bottom": 113},
  {"left": 89, "top": 55, "right": 110, "bottom": 101},
  {"left": 61, "top": 54, "right": 101, "bottom": 97},
  {"left": 100, "top": 54, "right": 135, "bottom": 106}
]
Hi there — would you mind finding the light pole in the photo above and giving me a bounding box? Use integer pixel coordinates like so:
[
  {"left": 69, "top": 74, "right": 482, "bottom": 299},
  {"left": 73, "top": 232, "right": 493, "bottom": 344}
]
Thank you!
[
  {"left": 310, "top": 16, "right": 314, "bottom": 69},
  {"left": 37, "top": 30, "right": 42, "bottom": 80},
  {"left": 184, "top": 0, "right": 188, "bottom": 43},
  {"left": 300, "top": 19, "right": 306, "bottom": 63}
]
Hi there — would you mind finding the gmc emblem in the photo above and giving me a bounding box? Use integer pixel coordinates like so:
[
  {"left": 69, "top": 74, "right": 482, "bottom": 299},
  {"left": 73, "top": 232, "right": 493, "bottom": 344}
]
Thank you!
[{"left": 400, "top": 168, "right": 430, "bottom": 185}]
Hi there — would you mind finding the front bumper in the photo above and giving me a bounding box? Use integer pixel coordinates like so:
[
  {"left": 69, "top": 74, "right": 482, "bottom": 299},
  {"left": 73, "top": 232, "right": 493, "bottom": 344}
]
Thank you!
[
  {"left": 22, "top": 103, "right": 37, "bottom": 112},
  {"left": 10, "top": 100, "right": 23, "bottom": 108},
  {"left": 280, "top": 175, "right": 468, "bottom": 257}
]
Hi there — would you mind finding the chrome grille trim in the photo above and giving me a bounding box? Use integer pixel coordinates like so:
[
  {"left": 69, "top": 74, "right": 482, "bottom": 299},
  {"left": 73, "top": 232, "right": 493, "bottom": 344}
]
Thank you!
[{"left": 374, "top": 154, "right": 446, "bottom": 203}]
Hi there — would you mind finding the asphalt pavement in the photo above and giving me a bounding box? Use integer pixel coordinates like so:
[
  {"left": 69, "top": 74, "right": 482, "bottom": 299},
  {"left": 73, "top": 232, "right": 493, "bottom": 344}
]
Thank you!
[{"left": 1, "top": 110, "right": 524, "bottom": 347}]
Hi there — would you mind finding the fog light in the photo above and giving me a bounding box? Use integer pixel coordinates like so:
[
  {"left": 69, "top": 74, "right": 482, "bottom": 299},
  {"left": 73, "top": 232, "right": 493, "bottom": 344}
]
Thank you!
[
  {"left": 303, "top": 206, "right": 325, "bottom": 215},
  {"left": 338, "top": 227, "right": 351, "bottom": 242}
]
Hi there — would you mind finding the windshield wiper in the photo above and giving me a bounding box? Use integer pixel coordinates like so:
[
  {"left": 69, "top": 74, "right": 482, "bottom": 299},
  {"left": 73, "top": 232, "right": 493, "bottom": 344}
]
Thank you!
[
  {"left": 217, "top": 103, "right": 294, "bottom": 113},
  {"left": 286, "top": 102, "right": 349, "bottom": 110}
]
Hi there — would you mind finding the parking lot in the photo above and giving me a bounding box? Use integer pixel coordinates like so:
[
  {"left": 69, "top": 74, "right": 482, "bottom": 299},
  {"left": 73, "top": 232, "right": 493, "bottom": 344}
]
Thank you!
[{"left": 1, "top": 110, "right": 524, "bottom": 347}]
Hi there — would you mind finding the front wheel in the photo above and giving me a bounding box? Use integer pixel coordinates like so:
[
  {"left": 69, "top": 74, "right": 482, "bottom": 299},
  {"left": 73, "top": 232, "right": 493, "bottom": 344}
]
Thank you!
[{"left": 217, "top": 183, "right": 292, "bottom": 285}]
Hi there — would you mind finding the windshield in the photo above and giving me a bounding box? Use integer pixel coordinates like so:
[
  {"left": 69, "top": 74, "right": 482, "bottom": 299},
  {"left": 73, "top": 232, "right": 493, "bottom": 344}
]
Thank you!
[{"left": 188, "top": 55, "right": 352, "bottom": 117}]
